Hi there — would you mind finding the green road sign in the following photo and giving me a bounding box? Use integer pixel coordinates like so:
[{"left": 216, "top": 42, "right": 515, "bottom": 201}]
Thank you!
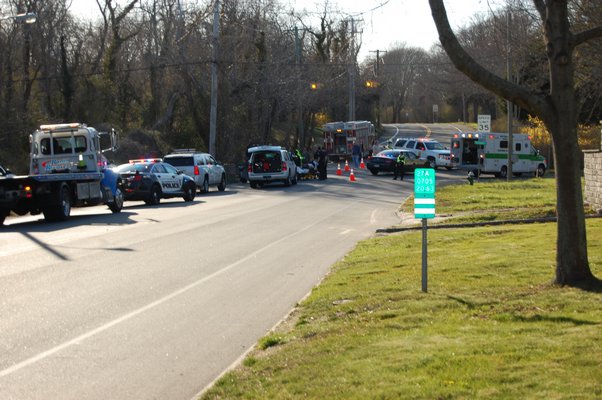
[{"left": 414, "top": 168, "right": 436, "bottom": 219}]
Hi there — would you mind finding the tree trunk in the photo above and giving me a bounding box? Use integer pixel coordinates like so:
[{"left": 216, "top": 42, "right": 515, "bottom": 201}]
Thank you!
[
  {"left": 428, "top": 0, "right": 600, "bottom": 288},
  {"left": 551, "top": 124, "right": 592, "bottom": 284}
]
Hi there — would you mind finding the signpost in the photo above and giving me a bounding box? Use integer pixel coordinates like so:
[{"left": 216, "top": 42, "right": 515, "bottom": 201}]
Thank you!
[
  {"left": 414, "top": 168, "right": 436, "bottom": 292},
  {"left": 477, "top": 114, "right": 491, "bottom": 133}
]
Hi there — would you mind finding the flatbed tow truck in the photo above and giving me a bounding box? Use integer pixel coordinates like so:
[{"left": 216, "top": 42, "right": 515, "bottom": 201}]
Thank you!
[{"left": 0, "top": 123, "right": 124, "bottom": 225}]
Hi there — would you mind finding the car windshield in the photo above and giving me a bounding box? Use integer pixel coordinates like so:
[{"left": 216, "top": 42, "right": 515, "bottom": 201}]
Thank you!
[
  {"left": 425, "top": 141, "right": 445, "bottom": 150},
  {"left": 163, "top": 156, "right": 193, "bottom": 167},
  {"left": 114, "top": 163, "right": 153, "bottom": 173}
]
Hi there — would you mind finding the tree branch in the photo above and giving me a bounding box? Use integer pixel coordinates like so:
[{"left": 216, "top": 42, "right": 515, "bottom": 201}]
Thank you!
[
  {"left": 428, "top": 0, "right": 549, "bottom": 118},
  {"left": 532, "top": 0, "right": 546, "bottom": 20},
  {"left": 573, "top": 26, "right": 602, "bottom": 47}
]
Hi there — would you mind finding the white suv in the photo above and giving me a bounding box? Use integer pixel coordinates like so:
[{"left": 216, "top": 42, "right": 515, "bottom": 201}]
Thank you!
[
  {"left": 401, "top": 139, "right": 453, "bottom": 170},
  {"left": 163, "top": 150, "right": 226, "bottom": 193},
  {"left": 247, "top": 146, "right": 297, "bottom": 188}
]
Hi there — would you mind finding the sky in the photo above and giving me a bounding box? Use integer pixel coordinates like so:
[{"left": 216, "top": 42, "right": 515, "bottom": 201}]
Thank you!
[{"left": 70, "top": 0, "right": 502, "bottom": 61}]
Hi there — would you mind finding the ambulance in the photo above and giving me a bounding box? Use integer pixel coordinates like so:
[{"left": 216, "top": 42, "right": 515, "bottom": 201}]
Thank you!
[{"left": 450, "top": 132, "right": 547, "bottom": 178}]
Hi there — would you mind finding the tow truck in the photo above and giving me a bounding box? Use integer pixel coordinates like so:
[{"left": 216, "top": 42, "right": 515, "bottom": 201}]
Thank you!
[{"left": 0, "top": 123, "right": 124, "bottom": 225}]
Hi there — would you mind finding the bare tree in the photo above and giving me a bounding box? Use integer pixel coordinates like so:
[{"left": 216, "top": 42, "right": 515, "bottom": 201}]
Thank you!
[{"left": 429, "top": 0, "right": 601, "bottom": 287}]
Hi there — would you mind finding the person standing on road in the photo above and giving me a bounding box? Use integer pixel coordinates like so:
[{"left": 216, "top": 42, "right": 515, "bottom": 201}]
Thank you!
[
  {"left": 318, "top": 147, "right": 328, "bottom": 180},
  {"left": 393, "top": 151, "right": 406, "bottom": 180},
  {"left": 352, "top": 142, "right": 361, "bottom": 168}
]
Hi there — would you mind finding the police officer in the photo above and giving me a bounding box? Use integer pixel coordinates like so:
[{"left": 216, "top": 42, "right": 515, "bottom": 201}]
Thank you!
[{"left": 393, "top": 151, "right": 406, "bottom": 180}]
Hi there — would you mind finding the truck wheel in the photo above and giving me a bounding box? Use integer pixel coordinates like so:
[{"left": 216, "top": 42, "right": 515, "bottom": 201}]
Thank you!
[
  {"left": 145, "top": 185, "right": 161, "bottom": 205},
  {"left": 218, "top": 174, "right": 226, "bottom": 191},
  {"left": 284, "top": 176, "right": 292, "bottom": 187},
  {"left": 499, "top": 166, "right": 508, "bottom": 179},
  {"left": 536, "top": 164, "right": 546, "bottom": 177},
  {"left": 201, "top": 176, "right": 209, "bottom": 193},
  {"left": 183, "top": 183, "right": 196, "bottom": 202},
  {"left": 44, "top": 185, "right": 71, "bottom": 222},
  {"left": 109, "top": 182, "right": 124, "bottom": 213}
]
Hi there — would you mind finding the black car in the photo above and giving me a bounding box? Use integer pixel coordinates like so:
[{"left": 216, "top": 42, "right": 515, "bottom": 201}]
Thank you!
[
  {"left": 113, "top": 159, "right": 196, "bottom": 205},
  {"left": 366, "top": 150, "right": 430, "bottom": 175}
]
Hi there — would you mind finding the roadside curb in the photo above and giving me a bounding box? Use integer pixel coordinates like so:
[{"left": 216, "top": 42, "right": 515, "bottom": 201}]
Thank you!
[{"left": 377, "top": 214, "right": 602, "bottom": 233}]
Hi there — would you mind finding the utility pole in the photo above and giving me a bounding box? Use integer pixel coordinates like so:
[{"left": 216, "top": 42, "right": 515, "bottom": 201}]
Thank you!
[
  {"left": 369, "top": 49, "right": 386, "bottom": 127},
  {"left": 506, "top": 9, "right": 513, "bottom": 180},
  {"left": 348, "top": 18, "right": 360, "bottom": 122},
  {"left": 209, "top": 0, "right": 220, "bottom": 157},
  {"left": 295, "top": 26, "right": 304, "bottom": 148}
]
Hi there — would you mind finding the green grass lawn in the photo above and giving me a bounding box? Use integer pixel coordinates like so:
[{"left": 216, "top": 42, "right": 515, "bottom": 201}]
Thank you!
[{"left": 201, "top": 178, "right": 602, "bottom": 400}]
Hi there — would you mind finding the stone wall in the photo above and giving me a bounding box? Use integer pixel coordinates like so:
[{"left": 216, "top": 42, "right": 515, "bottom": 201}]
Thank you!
[{"left": 583, "top": 150, "right": 602, "bottom": 212}]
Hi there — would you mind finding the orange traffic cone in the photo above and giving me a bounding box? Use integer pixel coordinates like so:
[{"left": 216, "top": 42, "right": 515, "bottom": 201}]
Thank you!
[
  {"left": 349, "top": 169, "right": 356, "bottom": 182},
  {"left": 344, "top": 160, "right": 350, "bottom": 172},
  {"left": 336, "top": 163, "right": 342, "bottom": 175},
  {"left": 360, "top": 158, "right": 365, "bottom": 169}
]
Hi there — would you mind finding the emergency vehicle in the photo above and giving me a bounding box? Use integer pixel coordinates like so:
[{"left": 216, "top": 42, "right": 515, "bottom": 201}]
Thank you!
[
  {"left": 0, "top": 123, "right": 123, "bottom": 225},
  {"left": 451, "top": 132, "right": 547, "bottom": 178},
  {"left": 322, "top": 121, "right": 375, "bottom": 161}
]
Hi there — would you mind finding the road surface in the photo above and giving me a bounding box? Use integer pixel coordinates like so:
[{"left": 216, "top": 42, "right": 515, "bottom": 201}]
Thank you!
[{"left": 0, "top": 161, "right": 463, "bottom": 400}]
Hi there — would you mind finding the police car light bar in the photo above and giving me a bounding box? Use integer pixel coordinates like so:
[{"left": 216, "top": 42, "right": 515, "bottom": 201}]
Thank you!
[{"left": 129, "top": 158, "right": 161, "bottom": 164}]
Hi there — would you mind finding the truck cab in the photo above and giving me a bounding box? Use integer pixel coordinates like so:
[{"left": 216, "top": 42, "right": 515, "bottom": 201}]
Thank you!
[{"left": 30, "top": 123, "right": 118, "bottom": 175}]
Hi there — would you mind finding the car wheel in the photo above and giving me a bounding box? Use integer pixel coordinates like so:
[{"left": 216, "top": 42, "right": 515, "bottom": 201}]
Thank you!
[
  {"left": 445, "top": 166, "right": 453, "bottom": 170},
  {"left": 369, "top": 169, "right": 378, "bottom": 176},
  {"left": 536, "top": 164, "right": 546, "bottom": 177},
  {"left": 427, "top": 157, "right": 437, "bottom": 169},
  {"left": 146, "top": 185, "right": 161, "bottom": 205},
  {"left": 109, "top": 181, "right": 124, "bottom": 213},
  {"left": 218, "top": 174, "right": 226, "bottom": 191},
  {"left": 250, "top": 182, "right": 258, "bottom": 189},
  {"left": 292, "top": 173, "right": 298, "bottom": 185},
  {"left": 0, "top": 209, "right": 8, "bottom": 226},
  {"left": 284, "top": 176, "right": 292, "bottom": 187},
  {"left": 201, "top": 176, "right": 209, "bottom": 193},
  {"left": 183, "top": 183, "right": 196, "bottom": 202}
]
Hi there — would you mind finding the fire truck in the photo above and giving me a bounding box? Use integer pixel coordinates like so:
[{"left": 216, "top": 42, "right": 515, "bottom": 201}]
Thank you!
[{"left": 322, "top": 121, "right": 375, "bottom": 161}]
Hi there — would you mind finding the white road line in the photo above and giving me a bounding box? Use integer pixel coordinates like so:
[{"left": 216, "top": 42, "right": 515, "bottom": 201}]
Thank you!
[
  {"left": 370, "top": 209, "right": 378, "bottom": 225},
  {"left": 0, "top": 203, "right": 354, "bottom": 378}
]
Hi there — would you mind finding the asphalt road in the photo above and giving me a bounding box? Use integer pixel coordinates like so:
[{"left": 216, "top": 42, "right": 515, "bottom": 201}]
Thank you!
[{"left": 0, "top": 126, "right": 464, "bottom": 399}]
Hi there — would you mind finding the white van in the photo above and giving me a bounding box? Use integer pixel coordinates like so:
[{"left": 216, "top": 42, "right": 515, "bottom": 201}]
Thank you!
[{"left": 247, "top": 146, "right": 297, "bottom": 188}]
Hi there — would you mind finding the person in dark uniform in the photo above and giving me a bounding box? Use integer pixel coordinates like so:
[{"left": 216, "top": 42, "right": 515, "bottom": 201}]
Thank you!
[
  {"left": 316, "top": 147, "right": 328, "bottom": 180},
  {"left": 393, "top": 151, "right": 406, "bottom": 180}
]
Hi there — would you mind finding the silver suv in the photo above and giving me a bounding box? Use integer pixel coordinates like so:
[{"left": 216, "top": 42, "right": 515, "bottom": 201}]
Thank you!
[
  {"left": 401, "top": 139, "right": 453, "bottom": 170},
  {"left": 247, "top": 146, "right": 297, "bottom": 188},
  {"left": 163, "top": 150, "right": 226, "bottom": 193}
]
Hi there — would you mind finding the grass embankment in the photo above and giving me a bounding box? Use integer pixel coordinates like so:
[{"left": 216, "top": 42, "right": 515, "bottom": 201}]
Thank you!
[{"left": 202, "top": 177, "right": 602, "bottom": 399}]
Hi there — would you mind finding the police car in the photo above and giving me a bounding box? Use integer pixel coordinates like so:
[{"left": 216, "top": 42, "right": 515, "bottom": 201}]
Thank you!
[{"left": 113, "top": 159, "right": 196, "bottom": 205}]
